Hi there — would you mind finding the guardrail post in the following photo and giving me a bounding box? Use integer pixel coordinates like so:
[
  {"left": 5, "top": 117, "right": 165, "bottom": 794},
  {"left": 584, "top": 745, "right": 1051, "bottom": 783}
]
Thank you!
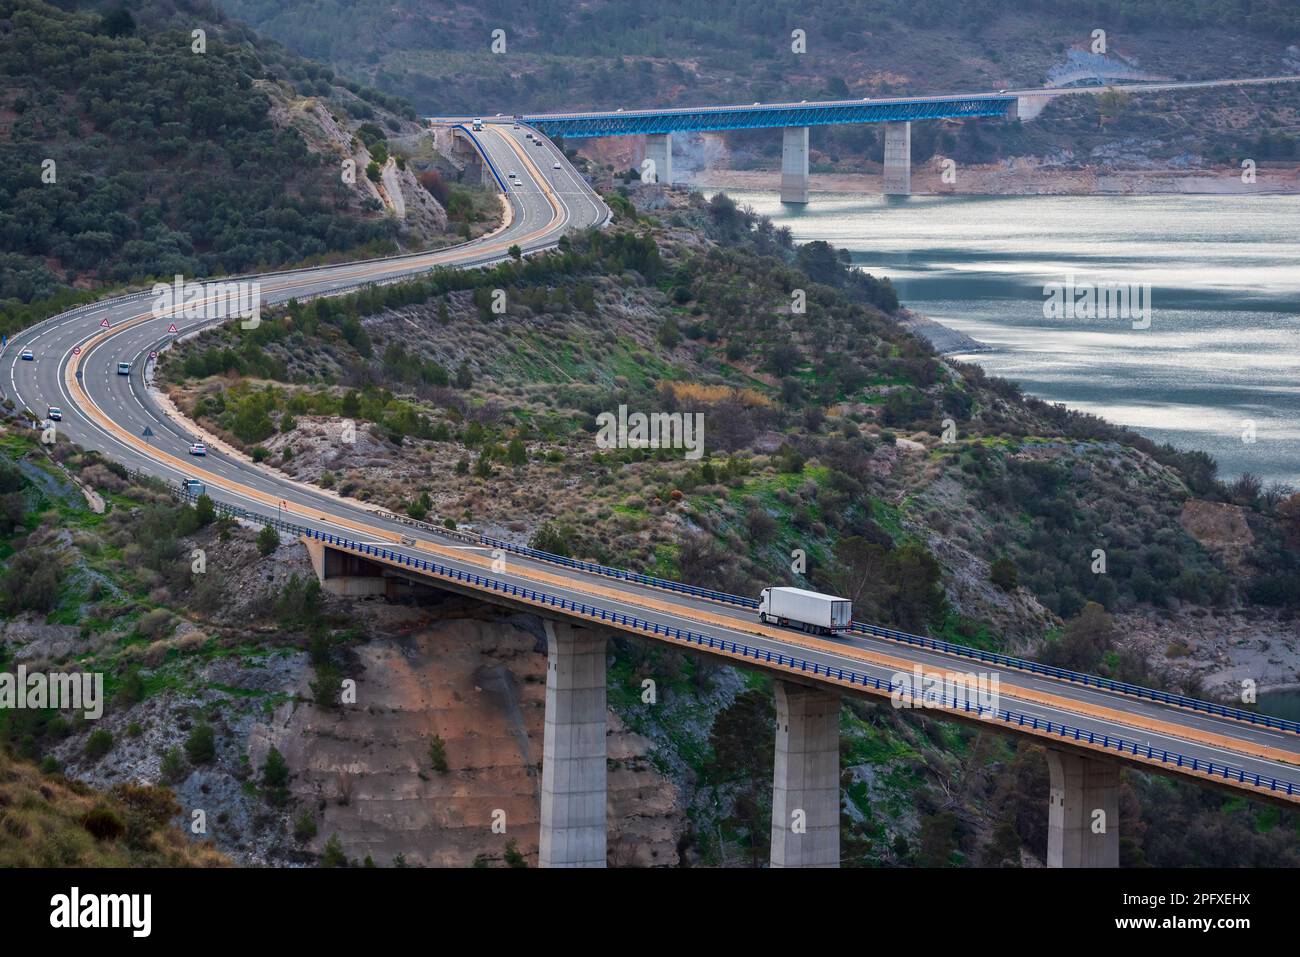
[
  {"left": 539, "top": 619, "right": 609, "bottom": 868},
  {"left": 1046, "top": 749, "right": 1120, "bottom": 868},
  {"left": 771, "top": 680, "right": 841, "bottom": 868}
]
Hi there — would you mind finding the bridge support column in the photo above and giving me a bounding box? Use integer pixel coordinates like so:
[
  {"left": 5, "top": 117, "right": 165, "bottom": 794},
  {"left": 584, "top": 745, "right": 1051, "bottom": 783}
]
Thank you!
[
  {"left": 770, "top": 681, "right": 840, "bottom": 868},
  {"left": 1046, "top": 750, "right": 1120, "bottom": 868},
  {"left": 539, "top": 619, "right": 607, "bottom": 868},
  {"left": 644, "top": 133, "right": 672, "bottom": 185},
  {"left": 883, "top": 120, "right": 911, "bottom": 195},
  {"left": 780, "top": 126, "right": 810, "bottom": 203}
]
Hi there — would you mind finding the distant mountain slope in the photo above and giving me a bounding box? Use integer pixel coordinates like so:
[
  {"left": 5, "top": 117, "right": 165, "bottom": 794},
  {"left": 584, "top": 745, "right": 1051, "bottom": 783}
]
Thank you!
[
  {"left": 206, "top": 0, "right": 1300, "bottom": 181},
  {"left": 212, "top": 0, "right": 1300, "bottom": 115},
  {"left": 0, "top": 0, "right": 435, "bottom": 320}
]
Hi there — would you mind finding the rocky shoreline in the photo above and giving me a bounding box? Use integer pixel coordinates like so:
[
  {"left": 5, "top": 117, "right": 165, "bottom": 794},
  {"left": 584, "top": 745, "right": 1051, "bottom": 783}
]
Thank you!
[{"left": 895, "top": 308, "right": 992, "bottom": 356}]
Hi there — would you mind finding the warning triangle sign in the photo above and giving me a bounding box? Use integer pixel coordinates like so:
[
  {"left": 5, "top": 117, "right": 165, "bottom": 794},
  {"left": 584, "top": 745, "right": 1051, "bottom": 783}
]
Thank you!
[
  {"left": 99, "top": 318, "right": 111, "bottom": 328},
  {"left": 167, "top": 323, "right": 178, "bottom": 333}
]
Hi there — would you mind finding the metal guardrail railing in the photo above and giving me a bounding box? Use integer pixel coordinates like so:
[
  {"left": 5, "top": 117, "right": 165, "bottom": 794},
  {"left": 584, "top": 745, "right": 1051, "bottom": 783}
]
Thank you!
[
  {"left": 455, "top": 535, "right": 1300, "bottom": 736},
  {"left": 454, "top": 124, "right": 509, "bottom": 193},
  {"left": 161, "top": 477, "right": 1299, "bottom": 800}
]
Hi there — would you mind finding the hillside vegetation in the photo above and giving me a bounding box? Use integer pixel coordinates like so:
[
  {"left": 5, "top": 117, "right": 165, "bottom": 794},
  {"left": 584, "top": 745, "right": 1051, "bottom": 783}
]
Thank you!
[
  {"left": 0, "top": 750, "right": 227, "bottom": 866},
  {"left": 152, "top": 180, "right": 1300, "bottom": 865},
  {"left": 0, "top": 0, "right": 451, "bottom": 333}
]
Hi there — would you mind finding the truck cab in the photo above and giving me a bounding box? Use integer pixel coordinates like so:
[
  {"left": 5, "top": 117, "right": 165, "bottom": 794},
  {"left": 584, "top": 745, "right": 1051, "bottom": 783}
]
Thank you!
[{"left": 471, "top": 118, "right": 483, "bottom": 131}]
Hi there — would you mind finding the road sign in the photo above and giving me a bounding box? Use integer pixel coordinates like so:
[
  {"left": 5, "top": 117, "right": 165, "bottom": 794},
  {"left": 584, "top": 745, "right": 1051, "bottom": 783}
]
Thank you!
[
  {"left": 167, "top": 323, "right": 178, "bottom": 333},
  {"left": 149, "top": 351, "right": 157, "bottom": 359},
  {"left": 99, "top": 318, "right": 111, "bottom": 328},
  {"left": 72, "top": 346, "right": 80, "bottom": 355}
]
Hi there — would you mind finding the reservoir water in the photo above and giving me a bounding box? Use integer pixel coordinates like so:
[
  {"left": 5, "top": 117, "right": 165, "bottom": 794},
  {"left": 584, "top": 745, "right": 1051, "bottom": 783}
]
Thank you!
[{"left": 712, "top": 191, "right": 1300, "bottom": 486}]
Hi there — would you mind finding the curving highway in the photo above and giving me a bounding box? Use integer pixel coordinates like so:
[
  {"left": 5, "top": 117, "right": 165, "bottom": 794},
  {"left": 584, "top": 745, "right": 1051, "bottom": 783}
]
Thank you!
[{"left": 4, "top": 122, "right": 1299, "bottom": 805}]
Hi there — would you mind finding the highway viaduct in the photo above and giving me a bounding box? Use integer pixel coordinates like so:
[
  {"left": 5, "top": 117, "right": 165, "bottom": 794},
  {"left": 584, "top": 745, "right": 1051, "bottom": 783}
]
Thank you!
[
  {"left": 292, "top": 527, "right": 1300, "bottom": 869},
  {"left": 510, "top": 74, "right": 1300, "bottom": 203},
  {"left": 6, "top": 112, "right": 1299, "bottom": 870}
]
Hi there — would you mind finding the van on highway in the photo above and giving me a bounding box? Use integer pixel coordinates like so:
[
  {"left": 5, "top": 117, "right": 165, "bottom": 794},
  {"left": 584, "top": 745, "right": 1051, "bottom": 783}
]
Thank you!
[{"left": 117, "top": 361, "right": 131, "bottom": 375}]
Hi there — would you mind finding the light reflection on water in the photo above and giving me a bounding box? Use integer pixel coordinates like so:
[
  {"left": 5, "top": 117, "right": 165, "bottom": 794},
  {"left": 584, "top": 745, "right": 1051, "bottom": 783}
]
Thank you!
[{"left": 709, "top": 190, "right": 1300, "bottom": 484}]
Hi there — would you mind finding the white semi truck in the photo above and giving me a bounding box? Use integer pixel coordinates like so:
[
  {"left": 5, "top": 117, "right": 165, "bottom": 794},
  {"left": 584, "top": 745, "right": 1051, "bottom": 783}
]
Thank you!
[{"left": 758, "top": 586, "right": 852, "bottom": 636}]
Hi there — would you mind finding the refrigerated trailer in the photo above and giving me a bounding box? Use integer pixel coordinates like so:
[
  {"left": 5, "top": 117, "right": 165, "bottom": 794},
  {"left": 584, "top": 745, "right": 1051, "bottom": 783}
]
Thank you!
[{"left": 758, "top": 586, "right": 852, "bottom": 635}]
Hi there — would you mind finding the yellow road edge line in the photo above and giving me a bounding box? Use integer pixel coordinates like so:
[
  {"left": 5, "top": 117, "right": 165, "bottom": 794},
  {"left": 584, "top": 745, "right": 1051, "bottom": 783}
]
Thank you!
[{"left": 52, "top": 141, "right": 1294, "bottom": 778}]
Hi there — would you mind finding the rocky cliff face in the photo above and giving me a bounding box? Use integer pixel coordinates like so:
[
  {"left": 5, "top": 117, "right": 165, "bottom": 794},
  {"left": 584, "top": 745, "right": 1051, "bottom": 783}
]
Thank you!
[{"left": 250, "top": 604, "right": 682, "bottom": 867}]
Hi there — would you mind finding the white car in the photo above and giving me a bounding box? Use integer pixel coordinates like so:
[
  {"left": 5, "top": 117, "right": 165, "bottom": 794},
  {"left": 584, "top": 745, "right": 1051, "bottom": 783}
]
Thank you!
[
  {"left": 19, "top": 349, "right": 33, "bottom": 361},
  {"left": 189, "top": 442, "right": 207, "bottom": 456},
  {"left": 46, "top": 406, "right": 61, "bottom": 421}
]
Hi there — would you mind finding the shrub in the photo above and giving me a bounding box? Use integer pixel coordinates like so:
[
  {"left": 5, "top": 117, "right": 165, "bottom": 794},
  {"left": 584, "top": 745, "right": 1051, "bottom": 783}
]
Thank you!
[
  {"left": 137, "top": 608, "right": 173, "bottom": 641},
  {"left": 81, "top": 806, "right": 126, "bottom": 841},
  {"left": 745, "top": 507, "right": 778, "bottom": 544},
  {"left": 429, "top": 735, "right": 449, "bottom": 773},
  {"left": 294, "top": 810, "right": 318, "bottom": 842},
  {"left": 320, "top": 833, "right": 347, "bottom": 867},
  {"left": 504, "top": 838, "right": 527, "bottom": 868},
  {"left": 85, "top": 729, "right": 113, "bottom": 760},
  {"left": 194, "top": 494, "right": 216, "bottom": 526},
  {"left": 160, "top": 747, "right": 186, "bottom": 783},
  {"left": 185, "top": 724, "right": 216, "bottom": 765},
  {"left": 257, "top": 524, "right": 281, "bottom": 556},
  {"left": 990, "top": 557, "right": 1019, "bottom": 592},
  {"left": 262, "top": 746, "right": 289, "bottom": 789}
]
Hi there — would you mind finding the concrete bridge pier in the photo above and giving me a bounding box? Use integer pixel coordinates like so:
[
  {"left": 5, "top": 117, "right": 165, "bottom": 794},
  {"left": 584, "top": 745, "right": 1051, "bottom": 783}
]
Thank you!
[
  {"left": 770, "top": 680, "right": 840, "bottom": 867},
  {"left": 539, "top": 619, "right": 608, "bottom": 868},
  {"left": 883, "top": 120, "right": 911, "bottom": 195},
  {"left": 644, "top": 133, "right": 672, "bottom": 185},
  {"left": 780, "top": 126, "right": 810, "bottom": 203},
  {"left": 1046, "top": 749, "right": 1120, "bottom": 868},
  {"left": 301, "top": 537, "right": 388, "bottom": 597}
]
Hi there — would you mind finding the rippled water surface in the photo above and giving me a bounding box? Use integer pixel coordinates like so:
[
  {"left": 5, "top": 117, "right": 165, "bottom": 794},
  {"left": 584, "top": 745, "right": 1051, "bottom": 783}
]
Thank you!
[{"left": 712, "top": 191, "right": 1300, "bottom": 484}]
